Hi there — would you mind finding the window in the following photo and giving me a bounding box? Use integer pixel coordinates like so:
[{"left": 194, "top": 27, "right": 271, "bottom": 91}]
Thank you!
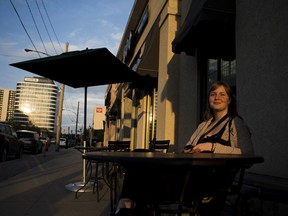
[
  {"left": 207, "top": 58, "right": 236, "bottom": 91},
  {"left": 199, "top": 57, "right": 236, "bottom": 120}
]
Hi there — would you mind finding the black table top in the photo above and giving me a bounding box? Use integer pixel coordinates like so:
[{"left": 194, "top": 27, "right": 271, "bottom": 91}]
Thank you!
[
  {"left": 74, "top": 146, "right": 126, "bottom": 153},
  {"left": 82, "top": 152, "right": 264, "bottom": 213},
  {"left": 82, "top": 151, "right": 264, "bottom": 168}
]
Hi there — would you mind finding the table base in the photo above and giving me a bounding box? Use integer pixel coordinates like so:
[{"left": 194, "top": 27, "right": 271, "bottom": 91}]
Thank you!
[{"left": 65, "top": 181, "right": 94, "bottom": 192}]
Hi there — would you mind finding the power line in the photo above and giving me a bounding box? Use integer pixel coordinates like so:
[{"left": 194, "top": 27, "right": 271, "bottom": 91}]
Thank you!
[
  {"left": 11, "top": 0, "right": 63, "bottom": 56},
  {"left": 9, "top": 0, "right": 40, "bottom": 58},
  {"left": 25, "top": 0, "right": 48, "bottom": 55},
  {"left": 40, "top": 0, "right": 63, "bottom": 53},
  {"left": 35, "top": 0, "right": 57, "bottom": 55}
]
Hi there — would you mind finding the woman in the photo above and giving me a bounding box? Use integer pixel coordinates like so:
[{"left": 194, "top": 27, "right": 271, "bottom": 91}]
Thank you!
[
  {"left": 184, "top": 81, "right": 254, "bottom": 155},
  {"left": 184, "top": 81, "right": 255, "bottom": 216},
  {"left": 115, "top": 81, "right": 254, "bottom": 215}
]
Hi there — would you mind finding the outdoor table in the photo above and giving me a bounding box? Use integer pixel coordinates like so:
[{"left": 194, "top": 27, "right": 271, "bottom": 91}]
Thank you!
[
  {"left": 82, "top": 151, "right": 264, "bottom": 214},
  {"left": 74, "top": 146, "right": 124, "bottom": 153}
]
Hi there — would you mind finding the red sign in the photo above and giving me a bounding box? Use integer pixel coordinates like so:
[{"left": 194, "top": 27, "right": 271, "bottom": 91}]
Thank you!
[{"left": 96, "top": 107, "right": 103, "bottom": 113}]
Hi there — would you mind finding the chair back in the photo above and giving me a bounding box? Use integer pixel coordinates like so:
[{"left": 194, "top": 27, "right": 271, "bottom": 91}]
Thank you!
[
  {"left": 108, "top": 140, "right": 131, "bottom": 152},
  {"left": 132, "top": 148, "right": 152, "bottom": 152},
  {"left": 149, "top": 139, "right": 170, "bottom": 153}
]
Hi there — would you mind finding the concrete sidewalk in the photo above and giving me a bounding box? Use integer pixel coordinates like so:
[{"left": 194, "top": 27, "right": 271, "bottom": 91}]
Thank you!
[{"left": 0, "top": 146, "right": 111, "bottom": 216}]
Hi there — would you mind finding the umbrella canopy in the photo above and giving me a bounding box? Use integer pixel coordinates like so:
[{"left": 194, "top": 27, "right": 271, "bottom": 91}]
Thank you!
[
  {"left": 10, "top": 47, "right": 143, "bottom": 145},
  {"left": 10, "top": 48, "right": 141, "bottom": 88}
]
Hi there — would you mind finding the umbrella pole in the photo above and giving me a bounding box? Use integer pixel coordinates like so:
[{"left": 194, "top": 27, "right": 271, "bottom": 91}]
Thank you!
[
  {"left": 83, "top": 140, "right": 87, "bottom": 183},
  {"left": 65, "top": 87, "right": 94, "bottom": 193},
  {"left": 83, "top": 86, "right": 88, "bottom": 182}
]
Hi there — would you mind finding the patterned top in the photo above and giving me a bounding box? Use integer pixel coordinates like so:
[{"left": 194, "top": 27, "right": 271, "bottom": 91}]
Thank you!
[{"left": 186, "top": 116, "right": 254, "bottom": 155}]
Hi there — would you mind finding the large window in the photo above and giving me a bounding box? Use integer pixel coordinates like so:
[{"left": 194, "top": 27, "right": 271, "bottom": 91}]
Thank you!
[
  {"left": 207, "top": 58, "right": 236, "bottom": 93},
  {"left": 199, "top": 58, "right": 236, "bottom": 120}
]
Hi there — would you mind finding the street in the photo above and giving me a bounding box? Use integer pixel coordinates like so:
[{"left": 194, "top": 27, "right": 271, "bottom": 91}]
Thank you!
[
  {"left": 0, "top": 144, "right": 111, "bottom": 216},
  {"left": 0, "top": 144, "right": 69, "bottom": 182}
]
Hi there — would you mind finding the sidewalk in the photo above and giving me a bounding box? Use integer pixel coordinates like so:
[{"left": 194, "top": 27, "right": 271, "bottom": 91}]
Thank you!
[{"left": 0, "top": 146, "right": 111, "bottom": 216}]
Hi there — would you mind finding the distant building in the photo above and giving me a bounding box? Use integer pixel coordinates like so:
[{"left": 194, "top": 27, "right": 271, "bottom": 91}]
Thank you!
[
  {"left": 0, "top": 89, "right": 16, "bottom": 121},
  {"left": 13, "top": 76, "right": 58, "bottom": 132},
  {"left": 89, "top": 105, "right": 106, "bottom": 145},
  {"left": 92, "top": 105, "right": 106, "bottom": 130}
]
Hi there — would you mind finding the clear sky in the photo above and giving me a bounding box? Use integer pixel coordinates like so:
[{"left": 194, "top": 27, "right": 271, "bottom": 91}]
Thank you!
[{"left": 0, "top": 0, "right": 134, "bottom": 132}]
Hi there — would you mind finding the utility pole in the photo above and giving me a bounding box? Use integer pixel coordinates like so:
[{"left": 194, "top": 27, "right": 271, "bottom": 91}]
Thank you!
[{"left": 56, "top": 42, "right": 69, "bottom": 151}]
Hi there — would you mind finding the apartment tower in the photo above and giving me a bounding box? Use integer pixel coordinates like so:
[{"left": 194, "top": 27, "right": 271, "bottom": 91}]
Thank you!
[
  {"left": 13, "top": 77, "right": 58, "bottom": 132},
  {"left": 0, "top": 89, "right": 16, "bottom": 121}
]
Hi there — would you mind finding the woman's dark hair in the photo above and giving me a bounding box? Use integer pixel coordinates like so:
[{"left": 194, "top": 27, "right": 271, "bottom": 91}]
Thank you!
[{"left": 203, "top": 81, "right": 238, "bottom": 120}]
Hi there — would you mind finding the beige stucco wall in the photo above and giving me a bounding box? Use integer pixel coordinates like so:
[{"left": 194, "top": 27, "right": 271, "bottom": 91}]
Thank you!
[
  {"left": 236, "top": 0, "right": 288, "bottom": 178},
  {"left": 157, "top": 1, "right": 178, "bottom": 143}
]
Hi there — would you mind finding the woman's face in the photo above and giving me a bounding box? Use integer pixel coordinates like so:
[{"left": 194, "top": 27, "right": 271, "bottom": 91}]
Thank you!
[{"left": 209, "top": 85, "right": 230, "bottom": 114}]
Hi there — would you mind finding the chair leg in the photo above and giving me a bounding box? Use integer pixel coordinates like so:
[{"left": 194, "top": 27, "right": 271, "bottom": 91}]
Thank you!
[
  {"left": 92, "top": 161, "right": 106, "bottom": 202},
  {"left": 110, "top": 171, "right": 117, "bottom": 213},
  {"left": 94, "top": 162, "right": 100, "bottom": 201},
  {"left": 110, "top": 163, "right": 123, "bottom": 214}
]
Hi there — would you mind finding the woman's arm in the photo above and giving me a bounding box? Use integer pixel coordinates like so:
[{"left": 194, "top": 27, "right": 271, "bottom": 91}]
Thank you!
[
  {"left": 234, "top": 116, "right": 255, "bottom": 155},
  {"left": 213, "top": 116, "right": 254, "bottom": 155},
  {"left": 185, "top": 121, "right": 208, "bottom": 146}
]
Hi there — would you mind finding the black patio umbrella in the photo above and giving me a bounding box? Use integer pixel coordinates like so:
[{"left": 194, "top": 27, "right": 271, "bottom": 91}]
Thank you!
[
  {"left": 10, "top": 48, "right": 142, "bottom": 191},
  {"left": 10, "top": 48, "right": 140, "bottom": 88},
  {"left": 10, "top": 48, "right": 141, "bottom": 135}
]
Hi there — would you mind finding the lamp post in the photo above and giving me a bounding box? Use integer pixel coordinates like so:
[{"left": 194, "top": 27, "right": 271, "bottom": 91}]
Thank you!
[{"left": 24, "top": 48, "right": 50, "bottom": 57}]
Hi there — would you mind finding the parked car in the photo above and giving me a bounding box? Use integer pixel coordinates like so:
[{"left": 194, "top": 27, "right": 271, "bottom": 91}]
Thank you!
[
  {"left": 16, "top": 130, "right": 43, "bottom": 154},
  {"left": 59, "top": 138, "right": 67, "bottom": 148},
  {"left": 0, "top": 122, "right": 24, "bottom": 162}
]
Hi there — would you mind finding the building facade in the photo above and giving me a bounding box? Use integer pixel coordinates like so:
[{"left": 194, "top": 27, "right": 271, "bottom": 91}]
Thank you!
[
  {"left": 92, "top": 105, "right": 106, "bottom": 130},
  {"left": 104, "top": 0, "right": 288, "bottom": 214},
  {"left": 0, "top": 89, "right": 16, "bottom": 122},
  {"left": 13, "top": 76, "right": 58, "bottom": 133}
]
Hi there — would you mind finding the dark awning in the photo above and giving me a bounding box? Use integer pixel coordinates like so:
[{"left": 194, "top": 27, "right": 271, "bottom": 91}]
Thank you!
[
  {"left": 10, "top": 48, "right": 141, "bottom": 88},
  {"left": 172, "top": 0, "right": 235, "bottom": 60},
  {"left": 128, "top": 74, "right": 158, "bottom": 90}
]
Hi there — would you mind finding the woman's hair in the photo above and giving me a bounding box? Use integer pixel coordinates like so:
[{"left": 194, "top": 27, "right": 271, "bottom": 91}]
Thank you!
[{"left": 203, "top": 81, "right": 238, "bottom": 120}]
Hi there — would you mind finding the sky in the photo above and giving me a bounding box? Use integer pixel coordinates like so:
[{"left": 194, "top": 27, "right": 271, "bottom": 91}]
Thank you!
[{"left": 0, "top": 0, "right": 134, "bottom": 132}]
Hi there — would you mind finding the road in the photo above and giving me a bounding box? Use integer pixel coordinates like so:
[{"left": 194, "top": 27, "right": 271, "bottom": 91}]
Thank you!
[{"left": 0, "top": 144, "right": 68, "bottom": 182}]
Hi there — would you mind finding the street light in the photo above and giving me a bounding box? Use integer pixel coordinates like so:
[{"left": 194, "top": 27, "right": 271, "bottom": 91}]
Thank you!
[
  {"left": 24, "top": 48, "right": 50, "bottom": 56},
  {"left": 24, "top": 47, "right": 64, "bottom": 152}
]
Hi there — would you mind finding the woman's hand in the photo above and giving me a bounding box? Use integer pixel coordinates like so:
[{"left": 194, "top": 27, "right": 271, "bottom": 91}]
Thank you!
[
  {"left": 184, "top": 142, "right": 214, "bottom": 153},
  {"left": 183, "top": 144, "right": 194, "bottom": 153}
]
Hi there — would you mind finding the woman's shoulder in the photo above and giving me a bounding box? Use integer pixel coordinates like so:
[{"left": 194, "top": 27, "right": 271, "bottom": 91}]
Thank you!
[
  {"left": 199, "top": 118, "right": 212, "bottom": 126},
  {"left": 195, "top": 119, "right": 213, "bottom": 131},
  {"left": 231, "top": 115, "right": 244, "bottom": 122},
  {"left": 231, "top": 115, "right": 250, "bottom": 128}
]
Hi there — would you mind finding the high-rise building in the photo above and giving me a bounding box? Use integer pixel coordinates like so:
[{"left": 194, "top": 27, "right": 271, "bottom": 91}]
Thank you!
[
  {"left": 0, "top": 89, "right": 16, "bottom": 121},
  {"left": 13, "top": 77, "right": 58, "bottom": 132}
]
